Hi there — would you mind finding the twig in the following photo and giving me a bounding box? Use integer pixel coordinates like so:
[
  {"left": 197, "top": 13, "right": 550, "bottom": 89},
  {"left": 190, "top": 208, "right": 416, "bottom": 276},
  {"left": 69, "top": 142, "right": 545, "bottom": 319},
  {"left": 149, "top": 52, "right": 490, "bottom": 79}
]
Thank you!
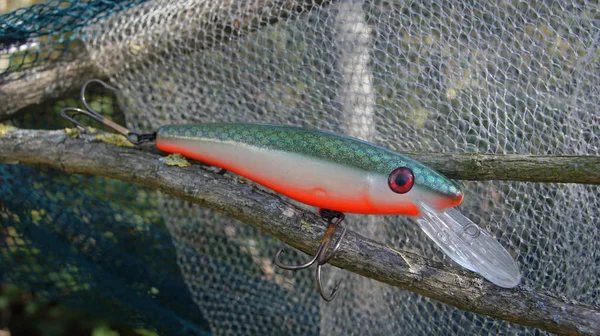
[
  {"left": 406, "top": 152, "right": 600, "bottom": 185},
  {"left": 0, "top": 127, "right": 598, "bottom": 335}
]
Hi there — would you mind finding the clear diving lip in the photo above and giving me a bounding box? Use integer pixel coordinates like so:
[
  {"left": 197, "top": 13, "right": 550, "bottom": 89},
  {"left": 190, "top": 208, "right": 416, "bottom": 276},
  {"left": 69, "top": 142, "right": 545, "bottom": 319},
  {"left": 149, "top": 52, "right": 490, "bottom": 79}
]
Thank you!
[{"left": 413, "top": 201, "right": 522, "bottom": 288}]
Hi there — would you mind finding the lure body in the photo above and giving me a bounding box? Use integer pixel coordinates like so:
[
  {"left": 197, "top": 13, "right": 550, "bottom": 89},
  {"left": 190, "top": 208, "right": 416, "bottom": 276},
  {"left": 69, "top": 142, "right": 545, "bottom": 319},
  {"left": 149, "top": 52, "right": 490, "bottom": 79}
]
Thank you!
[{"left": 156, "top": 123, "right": 463, "bottom": 215}]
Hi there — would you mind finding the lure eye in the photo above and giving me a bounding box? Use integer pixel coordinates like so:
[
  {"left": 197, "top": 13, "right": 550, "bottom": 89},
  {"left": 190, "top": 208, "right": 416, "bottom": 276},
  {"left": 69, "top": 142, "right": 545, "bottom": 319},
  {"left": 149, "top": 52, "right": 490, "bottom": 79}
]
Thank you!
[{"left": 388, "top": 167, "right": 414, "bottom": 194}]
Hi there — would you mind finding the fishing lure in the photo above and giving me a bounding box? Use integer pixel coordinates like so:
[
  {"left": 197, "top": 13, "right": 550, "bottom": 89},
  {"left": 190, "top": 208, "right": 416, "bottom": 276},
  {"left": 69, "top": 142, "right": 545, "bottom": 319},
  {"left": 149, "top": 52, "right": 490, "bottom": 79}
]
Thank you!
[{"left": 62, "top": 79, "right": 521, "bottom": 301}]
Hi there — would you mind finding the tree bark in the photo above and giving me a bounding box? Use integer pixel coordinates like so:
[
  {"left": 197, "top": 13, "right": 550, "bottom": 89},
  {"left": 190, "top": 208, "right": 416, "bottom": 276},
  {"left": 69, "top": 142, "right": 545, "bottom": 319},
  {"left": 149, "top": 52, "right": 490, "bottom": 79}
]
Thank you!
[
  {"left": 406, "top": 152, "right": 600, "bottom": 185},
  {"left": 0, "top": 126, "right": 598, "bottom": 335},
  {"left": 0, "top": 55, "right": 101, "bottom": 119}
]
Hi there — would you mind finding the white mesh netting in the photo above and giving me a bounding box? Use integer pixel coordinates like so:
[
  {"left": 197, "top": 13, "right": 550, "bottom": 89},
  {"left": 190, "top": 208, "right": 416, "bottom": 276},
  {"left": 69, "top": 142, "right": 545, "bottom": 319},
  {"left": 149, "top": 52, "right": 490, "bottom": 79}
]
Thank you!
[{"left": 82, "top": 0, "right": 598, "bottom": 334}]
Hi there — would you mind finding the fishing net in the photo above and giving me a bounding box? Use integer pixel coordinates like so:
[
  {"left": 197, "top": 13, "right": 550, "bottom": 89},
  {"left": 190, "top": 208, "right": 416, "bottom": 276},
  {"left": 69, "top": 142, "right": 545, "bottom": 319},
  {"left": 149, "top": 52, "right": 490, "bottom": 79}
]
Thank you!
[{"left": 1, "top": 0, "right": 599, "bottom": 335}]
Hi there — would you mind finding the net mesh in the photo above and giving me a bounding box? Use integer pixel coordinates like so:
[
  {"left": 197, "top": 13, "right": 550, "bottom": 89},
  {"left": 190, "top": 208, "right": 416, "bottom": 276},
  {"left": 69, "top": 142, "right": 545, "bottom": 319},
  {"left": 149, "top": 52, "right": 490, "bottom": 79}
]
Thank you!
[
  {"left": 0, "top": 0, "right": 146, "bottom": 73},
  {"left": 1, "top": 0, "right": 599, "bottom": 335}
]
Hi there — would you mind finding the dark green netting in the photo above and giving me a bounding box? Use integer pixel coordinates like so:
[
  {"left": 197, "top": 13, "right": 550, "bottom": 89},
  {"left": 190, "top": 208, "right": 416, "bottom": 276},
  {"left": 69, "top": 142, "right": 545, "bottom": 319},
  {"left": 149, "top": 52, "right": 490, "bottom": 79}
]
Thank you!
[
  {"left": 0, "top": 163, "right": 212, "bottom": 335},
  {"left": 0, "top": 0, "right": 147, "bottom": 74},
  {"left": 0, "top": 164, "right": 320, "bottom": 335}
]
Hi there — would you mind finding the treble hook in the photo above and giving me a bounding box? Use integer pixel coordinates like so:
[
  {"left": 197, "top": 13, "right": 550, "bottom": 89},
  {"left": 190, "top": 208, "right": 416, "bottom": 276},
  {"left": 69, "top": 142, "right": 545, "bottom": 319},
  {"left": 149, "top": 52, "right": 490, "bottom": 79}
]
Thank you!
[
  {"left": 274, "top": 209, "right": 347, "bottom": 301},
  {"left": 60, "top": 79, "right": 156, "bottom": 145}
]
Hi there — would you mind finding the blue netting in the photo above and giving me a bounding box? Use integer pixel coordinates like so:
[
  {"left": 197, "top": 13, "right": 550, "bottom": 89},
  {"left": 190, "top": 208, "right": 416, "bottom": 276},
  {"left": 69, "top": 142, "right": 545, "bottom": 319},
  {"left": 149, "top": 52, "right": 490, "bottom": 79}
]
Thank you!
[
  {"left": 0, "top": 0, "right": 147, "bottom": 73},
  {"left": 0, "top": 163, "right": 321, "bottom": 334},
  {"left": 0, "top": 164, "right": 211, "bottom": 335}
]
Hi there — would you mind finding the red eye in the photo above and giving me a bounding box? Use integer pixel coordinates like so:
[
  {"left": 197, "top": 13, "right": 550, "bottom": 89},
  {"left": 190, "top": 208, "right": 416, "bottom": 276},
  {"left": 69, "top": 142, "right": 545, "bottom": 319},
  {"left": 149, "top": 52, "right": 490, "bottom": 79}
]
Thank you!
[{"left": 388, "top": 167, "right": 414, "bottom": 194}]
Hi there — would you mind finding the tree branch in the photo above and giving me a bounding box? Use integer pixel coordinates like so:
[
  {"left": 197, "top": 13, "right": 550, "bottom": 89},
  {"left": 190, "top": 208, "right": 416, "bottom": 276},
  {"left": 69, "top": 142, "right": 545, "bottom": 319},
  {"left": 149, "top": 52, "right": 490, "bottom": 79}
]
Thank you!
[
  {"left": 0, "top": 55, "right": 101, "bottom": 120},
  {"left": 406, "top": 152, "right": 600, "bottom": 185},
  {"left": 0, "top": 126, "right": 598, "bottom": 335}
]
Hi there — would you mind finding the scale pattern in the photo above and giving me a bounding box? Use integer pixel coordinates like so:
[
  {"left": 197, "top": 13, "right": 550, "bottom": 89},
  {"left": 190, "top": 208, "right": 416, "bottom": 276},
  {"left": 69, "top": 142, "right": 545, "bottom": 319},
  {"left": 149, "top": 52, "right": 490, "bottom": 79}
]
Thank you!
[{"left": 158, "top": 123, "right": 460, "bottom": 196}]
